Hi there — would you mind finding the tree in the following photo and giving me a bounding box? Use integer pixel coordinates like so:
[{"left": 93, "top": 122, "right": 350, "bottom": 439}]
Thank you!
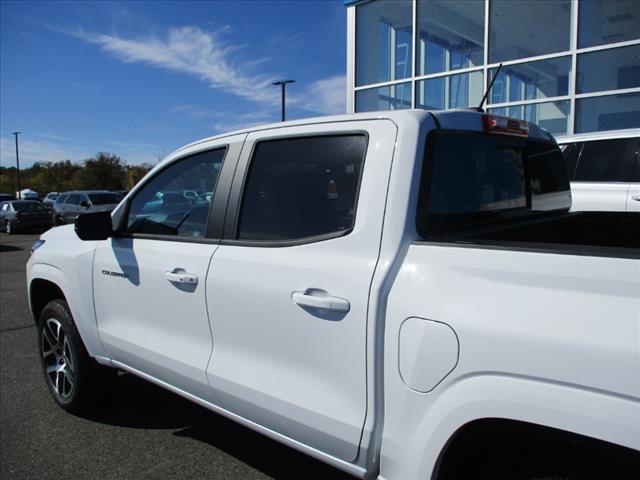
[{"left": 74, "top": 152, "right": 126, "bottom": 191}]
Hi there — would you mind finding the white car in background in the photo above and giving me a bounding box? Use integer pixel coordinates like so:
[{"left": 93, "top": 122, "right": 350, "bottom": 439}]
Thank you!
[{"left": 556, "top": 129, "right": 640, "bottom": 212}]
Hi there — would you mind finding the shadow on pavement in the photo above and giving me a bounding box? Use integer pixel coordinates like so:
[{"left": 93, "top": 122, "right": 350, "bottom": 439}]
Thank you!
[{"left": 87, "top": 373, "right": 355, "bottom": 480}]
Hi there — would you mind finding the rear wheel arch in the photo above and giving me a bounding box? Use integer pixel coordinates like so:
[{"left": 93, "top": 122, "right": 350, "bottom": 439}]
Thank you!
[{"left": 433, "top": 418, "right": 640, "bottom": 480}]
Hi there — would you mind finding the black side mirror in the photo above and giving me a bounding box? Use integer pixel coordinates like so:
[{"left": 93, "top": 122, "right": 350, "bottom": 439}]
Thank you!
[
  {"left": 75, "top": 211, "right": 113, "bottom": 241},
  {"left": 80, "top": 200, "right": 90, "bottom": 208}
]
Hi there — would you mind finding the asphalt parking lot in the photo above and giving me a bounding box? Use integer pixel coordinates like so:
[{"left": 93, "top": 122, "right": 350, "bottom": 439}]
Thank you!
[{"left": 0, "top": 231, "right": 353, "bottom": 479}]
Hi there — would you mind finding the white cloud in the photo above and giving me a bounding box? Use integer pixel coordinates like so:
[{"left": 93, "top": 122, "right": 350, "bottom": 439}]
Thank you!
[
  {"left": 62, "top": 24, "right": 345, "bottom": 117},
  {"left": 68, "top": 25, "right": 281, "bottom": 105},
  {"left": 0, "top": 136, "right": 91, "bottom": 168},
  {"left": 0, "top": 136, "right": 159, "bottom": 168},
  {"left": 301, "top": 75, "right": 346, "bottom": 115}
]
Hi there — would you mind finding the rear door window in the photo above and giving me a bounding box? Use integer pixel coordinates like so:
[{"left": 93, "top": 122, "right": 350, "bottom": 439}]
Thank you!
[
  {"left": 573, "top": 138, "right": 635, "bottom": 182},
  {"left": 67, "top": 194, "right": 81, "bottom": 205},
  {"left": 237, "top": 134, "right": 368, "bottom": 242}
]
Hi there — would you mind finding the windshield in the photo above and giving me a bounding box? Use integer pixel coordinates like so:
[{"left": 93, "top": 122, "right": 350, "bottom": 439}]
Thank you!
[
  {"left": 88, "top": 193, "right": 120, "bottom": 205},
  {"left": 13, "top": 202, "right": 46, "bottom": 211},
  {"left": 417, "top": 131, "right": 571, "bottom": 236}
]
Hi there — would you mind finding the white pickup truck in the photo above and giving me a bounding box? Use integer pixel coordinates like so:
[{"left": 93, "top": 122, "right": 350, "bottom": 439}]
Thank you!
[{"left": 27, "top": 110, "right": 639, "bottom": 479}]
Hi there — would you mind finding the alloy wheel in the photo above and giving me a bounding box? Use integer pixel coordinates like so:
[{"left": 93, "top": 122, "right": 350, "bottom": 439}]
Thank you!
[{"left": 41, "top": 318, "right": 75, "bottom": 400}]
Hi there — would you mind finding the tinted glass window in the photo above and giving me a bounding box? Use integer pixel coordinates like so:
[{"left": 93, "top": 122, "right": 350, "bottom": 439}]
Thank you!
[
  {"left": 577, "top": 44, "right": 640, "bottom": 94},
  {"left": 126, "top": 149, "right": 225, "bottom": 238},
  {"left": 88, "top": 193, "right": 120, "bottom": 205},
  {"left": 561, "top": 142, "right": 581, "bottom": 180},
  {"left": 238, "top": 135, "right": 368, "bottom": 241},
  {"left": 1, "top": 203, "right": 8, "bottom": 211},
  {"left": 355, "top": 82, "right": 412, "bottom": 112},
  {"left": 67, "top": 194, "right": 81, "bottom": 205},
  {"left": 416, "top": 71, "right": 483, "bottom": 110},
  {"left": 416, "top": 0, "right": 484, "bottom": 76},
  {"left": 578, "top": 0, "right": 640, "bottom": 49},
  {"left": 13, "top": 201, "right": 46, "bottom": 211},
  {"left": 356, "top": 0, "right": 412, "bottom": 86},
  {"left": 55, "top": 194, "right": 68, "bottom": 205},
  {"left": 574, "top": 138, "right": 634, "bottom": 182},
  {"left": 418, "top": 131, "right": 570, "bottom": 236},
  {"left": 575, "top": 92, "right": 640, "bottom": 133},
  {"left": 489, "top": 0, "right": 571, "bottom": 63}
]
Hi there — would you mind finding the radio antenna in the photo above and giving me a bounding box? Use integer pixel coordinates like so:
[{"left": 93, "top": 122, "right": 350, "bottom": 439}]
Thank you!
[{"left": 478, "top": 63, "right": 503, "bottom": 111}]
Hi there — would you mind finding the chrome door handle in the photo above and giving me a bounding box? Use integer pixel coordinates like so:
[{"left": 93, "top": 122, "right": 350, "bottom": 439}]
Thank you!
[
  {"left": 291, "top": 289, "right": 350, "bottom": 312},
  {"left": 165, "top": 268, "right": 198, "bottom": 285}
]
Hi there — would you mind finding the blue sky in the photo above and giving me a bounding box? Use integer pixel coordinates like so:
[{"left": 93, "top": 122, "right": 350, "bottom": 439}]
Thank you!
[{"left": 0, "top": 0, "right": 347, "bottom": 167}]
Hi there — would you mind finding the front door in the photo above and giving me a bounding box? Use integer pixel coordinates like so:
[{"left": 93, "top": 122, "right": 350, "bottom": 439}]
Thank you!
[
  {"left": 206, "top": 121, "right": 397, "bottom": 462},
  {"left": 93, "top": 137, "right": 242, "bottom": 399}
]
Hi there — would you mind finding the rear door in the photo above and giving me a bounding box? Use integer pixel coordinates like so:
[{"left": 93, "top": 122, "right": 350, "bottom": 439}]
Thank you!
[
  {"left": 63, "top": 194, "right": 81, "bottom": 222},
  {"left": 205, "top": 121, "right": 397, "bottom": 461},
  {"left": 570, "top": 137, "right": 637, "bottom": 211}
]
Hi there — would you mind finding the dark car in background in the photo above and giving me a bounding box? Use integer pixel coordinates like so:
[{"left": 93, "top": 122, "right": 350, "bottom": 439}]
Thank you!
[
  {"left": 0, "top": 193, "right": 14, "bottom": 202},
  {"left": 52, "top": 190, "right": 121, "bottom": 225},
  {"left": 0, "top": 200, "right": 52, "bottom": 234}
]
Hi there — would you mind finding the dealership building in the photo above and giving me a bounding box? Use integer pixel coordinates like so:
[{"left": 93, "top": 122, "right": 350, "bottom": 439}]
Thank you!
[{"left": 345, "top": 0, "right": 640, "bottom": 136}]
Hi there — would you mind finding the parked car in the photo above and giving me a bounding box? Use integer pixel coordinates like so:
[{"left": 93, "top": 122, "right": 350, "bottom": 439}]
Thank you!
[
  {"left": 51, "top": 190, "right": 121, "bottom": 225},
  {"left": 0, "top": 193, "right": 14, "bottom": 202},
  {"left": 42, "top": 192, "right": 59, "bottom": 208},
  {"left": 27, "top": 110, "right": 639, "bottom": 479},
  {"left": 556, "top": 129, "right": 639, "bottom": 212},
  {"left": 0, "top": 200, "right": 52, "bottom": 233}
]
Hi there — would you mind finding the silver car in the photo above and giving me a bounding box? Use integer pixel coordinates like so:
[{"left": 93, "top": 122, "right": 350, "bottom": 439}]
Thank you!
[{"left": 52, "top": 190, "right": 121, "bottom": 225}]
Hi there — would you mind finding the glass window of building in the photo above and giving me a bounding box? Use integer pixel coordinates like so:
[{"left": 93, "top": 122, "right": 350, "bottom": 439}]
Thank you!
[
  {"left": 416, "top": 71, "right": 483, "bottom": 110},
  {"left": 489, "top": 100, "right": 570, "bottom": 136},
  {"left": 575, "top": 92, "right": 640, "bottom": 133},
  {"left": 489, "top": 0, "right": 572, "bottom": 63},
  {"left": 578, "top": 0, "right": 640, "bottom": 49},
  {"left": 416, "top": 0, "right": 484, "bottom": 76},
  {"left": 356, "top": 0, "right": 413, "bottom": 86},
  {"left": 576, "top": 44, "right": 640, "bottom": 94},
  {"left": 489, "top": 57, "right": 571, "bottom": 104},
  {"left": 356, "top": 82, "right": 412, "bottom": 111}
]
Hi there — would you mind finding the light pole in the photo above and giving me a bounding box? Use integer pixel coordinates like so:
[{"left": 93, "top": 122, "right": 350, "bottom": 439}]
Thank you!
[
  {"left": 272, "top": 80, "right": 295, "bottom": 122},
  {"left": 12, "top": 131, "right": 21, "bottom": 196}
]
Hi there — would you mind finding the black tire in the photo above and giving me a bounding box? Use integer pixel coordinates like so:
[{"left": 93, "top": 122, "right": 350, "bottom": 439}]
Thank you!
[
  {"left": 37, "top": 299, "right": 116, "bottom": 414},
  {"left": 54, "top": 215, "right": 65, "bottom": 225}
]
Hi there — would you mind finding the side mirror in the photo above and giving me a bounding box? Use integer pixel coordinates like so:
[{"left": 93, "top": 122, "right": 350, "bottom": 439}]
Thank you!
[
  {"left": 80, "top": 200, "right": 90, "bottom": 208},
  {"left": 75, "top": 211, "right": 113, "bottom": 241}
]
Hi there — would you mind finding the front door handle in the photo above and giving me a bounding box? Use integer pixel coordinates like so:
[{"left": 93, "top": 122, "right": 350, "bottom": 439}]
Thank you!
[
  {"left": 291, "top": 289, "right": 350, "bottom": 313},
  {"left": 165, "top": 268, "right": 198, "bottom": 285}
]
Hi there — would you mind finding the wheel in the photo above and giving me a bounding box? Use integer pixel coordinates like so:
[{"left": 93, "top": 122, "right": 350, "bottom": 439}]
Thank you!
[
  {"left": 5, "top": 220, "right": 13, "bottom": 234},
  {"left": 38, "top": 299, "right": 116, "bottom": 414},
  {"left": 55, "top": 215, "right": 65, "bottom": 225}
]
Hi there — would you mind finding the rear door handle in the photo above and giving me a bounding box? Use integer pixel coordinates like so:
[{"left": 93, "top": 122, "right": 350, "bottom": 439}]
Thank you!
[
  {"left": 291, "top": 289, "right": 350, "bottom": 313},
  {"left": 165, "top": 268, "right": 198, "bottom": 285}
]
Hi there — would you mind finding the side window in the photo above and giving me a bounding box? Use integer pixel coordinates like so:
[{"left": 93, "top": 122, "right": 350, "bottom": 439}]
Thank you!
[
  {"left": 632, "top": 139, "right": 640, "bottom": 182},
  {"left": 67, "top": 194, "right": 81, "bottom": 205},
  {"left": 573, "top": 138, "right": 635, "bottom": 182},
  {"left": 560, "top": 142, "right": 581, "bottom": 180},
  {"left": 55, "top": 194, "right": 68, "bottom": 205},
  {"left": 126, "top": 148, "right": 225, "bottom": 238},
  {"left": 238, "top": 134, "right": 368, "bottom": 241},
  {"left": 1, "top": 203, "right": 8, "bottom": 212}
]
